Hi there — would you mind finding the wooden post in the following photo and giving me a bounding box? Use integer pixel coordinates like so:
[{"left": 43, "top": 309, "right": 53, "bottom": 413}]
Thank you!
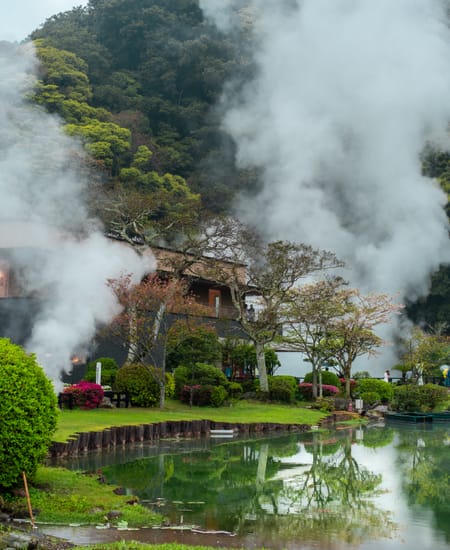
[{"left": 22, "top": 471, "right": 35, "bottom": 528}]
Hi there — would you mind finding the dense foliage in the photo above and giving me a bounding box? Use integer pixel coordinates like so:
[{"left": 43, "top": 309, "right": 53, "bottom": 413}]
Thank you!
[
  {"left": 267, "top": 375, "right": 298, "bottom": 403},
  {"left": 226, "top": 342, "right": 281, "bottom": 377},
  {"left": 179, "top": 383, "right": 228, "bottom": 407},
  {"left": 304, "top": 370, "right": 341, "bottom": 388},
  {"left": 115, "top": 363, "right": 172, "bottom": 407},
  {"left": 30, "top": 0, "right": 254, "bottom": 212},
  {"left": 174, "top": 362, "right": 229, "bottom": 405},
  {"left": 166, "top": 322, "right": 223, "bottom": 372},
  {"left": 354, "top": 378, "right": 394, "bottom": 404},
  {"left": 392, "top": 383, "right": 448, "bottom": 412},
  {"left": 0, "top": 338, "right": 57, "bottom": 488},
  {"left": 28, "top": 0, "right": 450, "bottom": 330}
]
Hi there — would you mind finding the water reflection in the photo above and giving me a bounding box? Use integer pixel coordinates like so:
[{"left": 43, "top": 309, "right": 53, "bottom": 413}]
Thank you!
[
  {"left": 53, "top": 424, "right": 450, "bottom": 549},
  {"left": 394, "top": 424, "right": 450, "bottom": 547}
]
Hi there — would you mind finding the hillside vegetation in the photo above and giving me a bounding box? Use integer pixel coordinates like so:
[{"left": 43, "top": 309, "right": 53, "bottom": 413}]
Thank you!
[{"left": 28, "top": 0, "right": 450, "bottom": 330}]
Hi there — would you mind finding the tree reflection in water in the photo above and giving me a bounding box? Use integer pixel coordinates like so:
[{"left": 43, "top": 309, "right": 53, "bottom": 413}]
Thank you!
[
  {"left": 100, "top": 426, "right": 398, "bottom": 547},
  {"left": 396, "top": 425, "right": 450, "bottom": 544}
]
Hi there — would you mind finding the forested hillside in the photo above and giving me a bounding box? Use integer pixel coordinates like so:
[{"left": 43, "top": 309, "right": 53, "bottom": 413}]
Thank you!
[
  {"left": 28, "top": 0, "right": 450, "bottom": 332},
  {"left": 30, "top": 0, "right": 254, "bottom": 214}
]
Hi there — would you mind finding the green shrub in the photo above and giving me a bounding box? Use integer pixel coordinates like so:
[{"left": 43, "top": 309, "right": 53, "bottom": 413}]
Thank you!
[
  {"left": 304, "top": 370, "right": 341, "bottom": 388},
  {"left": 85, "top": 357, "right": 119, "bottom": 387},
  {"left": 179, "top": 384, "right": 228, "bottom": 406},
  {"left": 114, "top": 364, "right": 171, "bottom": 407},
  {"left": 241, "top": 378, "right": 259, "bottom": 393},
  {"left": 211, "top": 385, "right": 228, "bottom": 407},
  {"left": 179, "top": 384, "right": 200, "bottom": 405},
  {"left": 309, "top": 397, "right": 335, "bottom": 412},
  {"left": 0, "top": 338, "right": 57, "bottom": 488},
  {"left": 353, "top": 371, "right": 371, "bottom": 379},
  {"left": 228, "top": 381, "right": 243, "bottom": 399},
  {"left": 359, "top": 391, "right": 381, "bottom": 405},
  {"left": 354, "top": 378, "right": 393, "bottom": 403},
  {"left": 268, "top": 375, "right": 297, "bottom": 403},
  {"left": 392, "top": 383, "right": 448, "bottom": 412},
  {"left": 173, "top": 362, "right": 229, "bottom": 396},
  {"left": 165, "top": 372, "right": 175, "bottom": 399},
  {"left": 166, "top": 322, "right": 222, "bottom": 371},
  {"left": 227, "top": 343, "right": 281, "bottom": 377}
]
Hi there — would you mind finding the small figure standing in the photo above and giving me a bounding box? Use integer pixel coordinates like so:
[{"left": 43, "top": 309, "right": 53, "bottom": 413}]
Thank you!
[{"left": 384, "top": 370, "right": 391, "bottom": 383}]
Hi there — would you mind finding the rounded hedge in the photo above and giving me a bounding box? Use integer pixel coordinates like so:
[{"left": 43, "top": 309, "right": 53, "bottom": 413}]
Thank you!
[
  {"left": 359, "top": 391, "right": 381, "bottom": 405},
  {"left": 354, "top": 378, "right": 394, "bottom": 403},
  {"left": 173, "top": 362, "right": 229, "bottom": 396},
  {"left": 268, "top": 375, "right": 298, "bottom": 403},
  {"left": 0, "top": 338, "right": 57, "bottom": 488},
  {"left": 115, "top": 363, "right": 173, "bottom": 407},
  {"left": 304, "top": 370, "right": 341, "bottom": 388},
  {"left": 392, "top": 383, "right": 448, "bottom": 412},
  {"left": 179, "top": 384, "right": 228, "bottom": 407}
]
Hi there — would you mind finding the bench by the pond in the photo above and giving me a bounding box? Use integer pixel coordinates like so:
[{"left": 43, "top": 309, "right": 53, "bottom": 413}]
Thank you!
[{"left": 58, "top": 391, "right": 130, "bottom": 409}]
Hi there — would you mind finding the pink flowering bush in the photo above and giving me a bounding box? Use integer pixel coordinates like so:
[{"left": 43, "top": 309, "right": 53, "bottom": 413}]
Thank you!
[
  {"left": 298, "top": 382, "right": 339, "bottom": 400},
  {"left": 61, "top": 381, "right": 104, "bottom": 409}
]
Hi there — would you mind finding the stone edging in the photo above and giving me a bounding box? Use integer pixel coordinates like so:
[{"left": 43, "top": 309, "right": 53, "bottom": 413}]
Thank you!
[{"left": 49, "top": 419, "right": 311, "bottom": 458}]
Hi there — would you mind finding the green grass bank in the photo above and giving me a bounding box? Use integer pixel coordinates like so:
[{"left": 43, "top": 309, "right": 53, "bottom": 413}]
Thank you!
[{"left": 54, "top": 399, "right": 327, "bottom": 442}]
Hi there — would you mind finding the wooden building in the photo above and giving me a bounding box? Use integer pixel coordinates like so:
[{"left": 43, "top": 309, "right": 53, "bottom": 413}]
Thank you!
[{"left": 0, "top": 224, "right": 248, "bottom": 381}]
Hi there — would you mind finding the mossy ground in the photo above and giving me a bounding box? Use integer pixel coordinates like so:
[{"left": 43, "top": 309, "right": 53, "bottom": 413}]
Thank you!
[{"left": 5, "top": 467, "right": 160, "bottom": 528}]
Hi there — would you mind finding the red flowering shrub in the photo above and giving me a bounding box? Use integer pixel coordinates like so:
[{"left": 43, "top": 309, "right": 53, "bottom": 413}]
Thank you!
[
  {"left": 298, "top": 382, "right": 339, "bottom": 400},
  {"left": 61, "top": 381, "right": 104, "bottom": 409}
]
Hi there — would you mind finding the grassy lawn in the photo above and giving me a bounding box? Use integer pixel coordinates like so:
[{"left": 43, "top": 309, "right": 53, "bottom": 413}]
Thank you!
[
  {"left": 54, "top": 399, "right": 326, "bottom": 442},
  {"left": 22, "top": 467, "right": 161, "bottom": 528}
]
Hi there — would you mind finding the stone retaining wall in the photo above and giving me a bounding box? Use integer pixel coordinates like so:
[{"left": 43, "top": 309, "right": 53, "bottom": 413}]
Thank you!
[{"left": 48, "top": 420, "right": 311, "bottom": 458}]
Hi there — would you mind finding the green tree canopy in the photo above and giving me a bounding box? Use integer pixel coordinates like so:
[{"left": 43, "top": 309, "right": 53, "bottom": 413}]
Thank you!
[{"left": 30, "top": 0, "right": 253, "bottom": 210}]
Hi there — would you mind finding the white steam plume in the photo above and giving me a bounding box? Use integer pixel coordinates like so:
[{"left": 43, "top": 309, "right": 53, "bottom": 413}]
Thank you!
[
  {"left": 0, "top": 43, "right": 153, "bottom": 390},
  {"left": 201, "top": 0, "right": 450, "bottom": 371}
]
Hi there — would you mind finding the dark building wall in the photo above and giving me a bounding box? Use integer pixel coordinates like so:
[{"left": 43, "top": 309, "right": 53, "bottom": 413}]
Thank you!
[
  {"left": 0, "top": 297, "right": 247, "bottom": 385},
  {"left": 89, "top": 312, "right": 247, "bottom": 370},
  {"left": 0, "top": 297, "right": 41, "bottom": 345}
]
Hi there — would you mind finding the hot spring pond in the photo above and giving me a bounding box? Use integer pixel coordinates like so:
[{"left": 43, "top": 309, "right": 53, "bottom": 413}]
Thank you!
[{"left": 46, "top": 422, "right": 450, "bottom": 549}]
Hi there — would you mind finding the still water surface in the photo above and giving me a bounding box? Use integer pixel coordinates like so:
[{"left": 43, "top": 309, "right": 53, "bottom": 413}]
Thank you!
[{"left": 48, "top": 423, "right": 450, "bottom": 549}]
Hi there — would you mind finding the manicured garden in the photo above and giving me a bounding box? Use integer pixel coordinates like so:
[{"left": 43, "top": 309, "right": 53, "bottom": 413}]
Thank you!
[
  {"left": 53, "top": 399, "right": 327, "bottom": 442},
  {"left": 1, "top": 335, "right": 449, "bottom": 550}
]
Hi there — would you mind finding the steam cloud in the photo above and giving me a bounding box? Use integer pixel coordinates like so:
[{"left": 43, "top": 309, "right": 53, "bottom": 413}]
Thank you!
[
  {"left": 0, "top": 43, "right": 153, "bottom": 390},
  {"left": 201, "top": 0, "right": 450, "bottom": 370}
]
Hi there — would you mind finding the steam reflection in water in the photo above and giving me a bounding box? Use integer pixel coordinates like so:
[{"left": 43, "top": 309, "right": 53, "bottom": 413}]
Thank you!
[{"left": 51, "top": 424, "right": 450, "bottom": 549}]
